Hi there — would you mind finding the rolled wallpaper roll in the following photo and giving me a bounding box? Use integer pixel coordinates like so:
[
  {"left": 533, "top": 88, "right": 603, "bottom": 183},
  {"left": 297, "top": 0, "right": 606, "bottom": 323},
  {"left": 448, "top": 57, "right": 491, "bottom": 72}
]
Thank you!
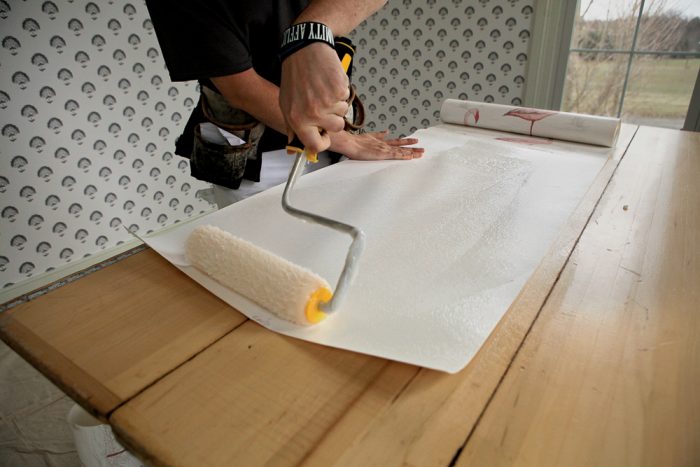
[{"left": 440, "top": 99, "right": 621, "bottom": 147}]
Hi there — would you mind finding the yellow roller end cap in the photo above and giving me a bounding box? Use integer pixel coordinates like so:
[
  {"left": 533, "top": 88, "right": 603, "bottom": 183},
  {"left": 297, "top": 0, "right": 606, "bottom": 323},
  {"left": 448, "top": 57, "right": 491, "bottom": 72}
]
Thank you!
[{"left": 305, "top": 287, "right": 332, "bottom": 324}]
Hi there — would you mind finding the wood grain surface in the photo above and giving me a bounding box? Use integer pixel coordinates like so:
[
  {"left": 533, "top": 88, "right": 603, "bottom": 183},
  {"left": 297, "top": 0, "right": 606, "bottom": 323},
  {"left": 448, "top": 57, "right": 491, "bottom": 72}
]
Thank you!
[
  {"left": 0, "top": 249, "right": 245, "bottom": 419},
  {"left": 8, "top": 125, "right": 685, "bottom": 467},
  {"left": 109, "top": 126, "right": 639, "bottom": 467},
  {"left": 458, "top": 127, "right": 700, "bottom": 466}
]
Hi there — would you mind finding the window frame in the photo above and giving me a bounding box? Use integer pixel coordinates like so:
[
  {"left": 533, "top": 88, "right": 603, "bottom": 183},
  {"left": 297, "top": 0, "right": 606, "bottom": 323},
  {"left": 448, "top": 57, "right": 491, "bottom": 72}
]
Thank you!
[
  {"left": 523, "top": 0, "right": 579, "bottom": 110},
  {"left": 523, "top": 0, "right": 700, "bottom": 131}
]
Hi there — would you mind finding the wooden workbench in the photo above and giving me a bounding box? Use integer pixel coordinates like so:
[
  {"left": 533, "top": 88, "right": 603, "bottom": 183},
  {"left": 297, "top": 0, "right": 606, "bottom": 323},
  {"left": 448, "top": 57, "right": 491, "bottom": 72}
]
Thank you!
[{"left": 1, "top": 125, "right": 698, "bottom": 466}]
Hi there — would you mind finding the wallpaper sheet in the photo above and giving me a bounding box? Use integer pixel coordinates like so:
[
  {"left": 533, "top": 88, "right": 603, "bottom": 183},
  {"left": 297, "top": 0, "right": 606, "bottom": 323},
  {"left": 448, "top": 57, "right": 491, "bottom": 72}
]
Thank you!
[
  {"left": 143, "top": 127, "right": 611, "bottom": 373},
  {"left": 440, "top": 99, "right": 622, "bottom": 147},
  {"left": 0, "top": 1, "right": 209, "bottom": 292},
  {"left": 351, "top": 0, "right": 534, "bottom": 137}
]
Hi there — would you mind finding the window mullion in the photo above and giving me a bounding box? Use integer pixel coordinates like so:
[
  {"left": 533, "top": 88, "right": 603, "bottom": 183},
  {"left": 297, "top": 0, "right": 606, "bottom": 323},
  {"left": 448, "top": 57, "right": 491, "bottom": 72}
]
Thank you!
[{"left": 617, "top": 0, "right": 646, "bottom": 117}]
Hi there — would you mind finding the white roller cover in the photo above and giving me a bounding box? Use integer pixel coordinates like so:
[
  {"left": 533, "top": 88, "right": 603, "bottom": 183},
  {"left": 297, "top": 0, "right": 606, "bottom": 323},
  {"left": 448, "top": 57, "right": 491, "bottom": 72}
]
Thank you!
[{"left": 185, "top": 225, "right": 330, "bottom": 325}]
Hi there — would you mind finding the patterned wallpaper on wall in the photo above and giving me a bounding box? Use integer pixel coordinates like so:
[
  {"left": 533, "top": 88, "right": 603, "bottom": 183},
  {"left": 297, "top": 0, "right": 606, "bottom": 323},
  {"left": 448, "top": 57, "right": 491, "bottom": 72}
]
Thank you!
[
  {"left": 0, "top": 0, "right": 536, "bottom": 293},
  {"left": 0, "top": 0, "right": 212, "bottom": 291},
  {"left": 351, "top": 0, "right": 534, "bottom": 137}
]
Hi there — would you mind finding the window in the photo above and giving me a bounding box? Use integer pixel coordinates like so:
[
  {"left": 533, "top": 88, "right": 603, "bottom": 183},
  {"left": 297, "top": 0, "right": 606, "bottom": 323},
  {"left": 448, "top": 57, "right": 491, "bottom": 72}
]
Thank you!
[
  {"left": 525, "top": 0, "right": 700, "bottom": 131},
  {"left": 562, "top": 0, "right": 700, "bottom": 129}
]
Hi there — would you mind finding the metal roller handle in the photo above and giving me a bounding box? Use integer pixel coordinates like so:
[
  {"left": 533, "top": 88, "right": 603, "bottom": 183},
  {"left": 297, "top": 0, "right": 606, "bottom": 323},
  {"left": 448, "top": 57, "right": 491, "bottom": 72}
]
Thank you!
[{"left": 281, "top": 152, "right": 365, "bottom": 314}]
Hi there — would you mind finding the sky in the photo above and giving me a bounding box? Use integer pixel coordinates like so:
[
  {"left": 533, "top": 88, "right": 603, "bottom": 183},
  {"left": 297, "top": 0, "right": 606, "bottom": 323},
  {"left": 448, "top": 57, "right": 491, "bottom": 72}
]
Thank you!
[{"left": 580, "top": 0, "right": 700, "bottom": 20}]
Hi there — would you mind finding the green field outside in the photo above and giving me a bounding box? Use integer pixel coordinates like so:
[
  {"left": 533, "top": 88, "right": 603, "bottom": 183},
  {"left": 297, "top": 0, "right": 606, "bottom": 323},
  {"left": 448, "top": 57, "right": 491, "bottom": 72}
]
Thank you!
[{"left": 563, "top": 56, "right": 699, "bottom": 121}]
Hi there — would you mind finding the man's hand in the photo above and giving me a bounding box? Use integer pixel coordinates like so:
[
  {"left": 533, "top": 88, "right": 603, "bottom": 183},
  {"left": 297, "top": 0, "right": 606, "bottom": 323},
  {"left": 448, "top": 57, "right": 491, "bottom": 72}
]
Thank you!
[
  {"left": 330, "top": 130, "right": 425, "bottom": 160},
  {"left": 280, "top": 43, "right": 350, "bottom": 154}
]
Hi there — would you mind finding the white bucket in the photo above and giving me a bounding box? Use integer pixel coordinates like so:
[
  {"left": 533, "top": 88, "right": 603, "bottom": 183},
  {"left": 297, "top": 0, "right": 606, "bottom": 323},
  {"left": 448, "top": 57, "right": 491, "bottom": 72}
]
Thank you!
[{"left": 67, "top": 404, "right": 142, "bottom": 467}]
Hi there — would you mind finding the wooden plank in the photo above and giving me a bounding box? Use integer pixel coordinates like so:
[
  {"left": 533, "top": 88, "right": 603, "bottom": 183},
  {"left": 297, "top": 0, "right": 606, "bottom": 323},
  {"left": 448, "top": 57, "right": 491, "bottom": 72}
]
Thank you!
[
  {"left": 0, "top": 318, "right": 121, "bottom": 416},
  {"left": 0, "top": 249, "right": 245, "bottom": 419},
  {"left": 297, "top": 124, "right": 639, "bottom": 467},
  {"left": 110, "top": 125, "right": 638, "bottom": 466},
  {"left": 111, "top": 321, "right": 415, "bottom": 466},
  {"left": 458, "top": 126, "right": 700, "bottom": 466}
]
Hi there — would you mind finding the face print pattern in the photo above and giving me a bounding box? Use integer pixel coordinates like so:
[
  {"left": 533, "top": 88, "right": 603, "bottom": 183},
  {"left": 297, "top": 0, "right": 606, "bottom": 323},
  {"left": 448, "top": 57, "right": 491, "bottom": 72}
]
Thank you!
[
  {"left": 350, "top": 0, "right": 533, "bottom": 136},
  {"left": 0, "top": 0, "right": 211, "bottom": 291}
]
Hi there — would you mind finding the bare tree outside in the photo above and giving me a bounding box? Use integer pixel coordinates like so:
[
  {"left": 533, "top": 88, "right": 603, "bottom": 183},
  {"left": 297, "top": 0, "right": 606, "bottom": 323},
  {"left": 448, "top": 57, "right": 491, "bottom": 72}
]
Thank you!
[{"left": 562, "top": 0, "right": 700, "bottom": 128}]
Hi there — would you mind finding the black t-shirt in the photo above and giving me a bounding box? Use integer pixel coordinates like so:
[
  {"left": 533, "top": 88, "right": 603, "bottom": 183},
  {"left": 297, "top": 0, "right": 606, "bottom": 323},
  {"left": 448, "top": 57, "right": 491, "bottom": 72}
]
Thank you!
[
  {"left": 145, "top": 0, "right": 312, "bottom": 184},
  {"left": 145, "top": 0, "right": 309, "bottom": 85}
]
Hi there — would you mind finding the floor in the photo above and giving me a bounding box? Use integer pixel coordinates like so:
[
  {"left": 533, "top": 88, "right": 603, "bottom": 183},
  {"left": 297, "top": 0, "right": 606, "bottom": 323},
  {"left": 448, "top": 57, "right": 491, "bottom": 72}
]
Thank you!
[{"left": 0, "top": 340, "right": 79, "bottom": 466}]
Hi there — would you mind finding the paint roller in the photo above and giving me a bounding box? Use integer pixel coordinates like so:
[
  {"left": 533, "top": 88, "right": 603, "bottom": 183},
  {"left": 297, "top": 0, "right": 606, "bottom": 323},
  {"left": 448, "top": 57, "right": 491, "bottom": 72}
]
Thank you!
[{"left": 186, "top": 40, "right": 364, "bottom": 326}]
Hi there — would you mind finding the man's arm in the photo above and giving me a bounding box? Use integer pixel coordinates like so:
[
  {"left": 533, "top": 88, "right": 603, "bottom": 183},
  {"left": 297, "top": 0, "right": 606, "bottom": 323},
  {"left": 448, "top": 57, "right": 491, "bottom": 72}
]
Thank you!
[
  {"left": 212, "top": 69, "right": 287, "bottom": 135},
  {"left": 280, "top": 1, "right": 388, "bottom": 153},
  {"left": 294, "top": 0, "right": 387, "bottom": 36},
  {"left": 211, "top": 68, "right": 423, "bottom": 161}
]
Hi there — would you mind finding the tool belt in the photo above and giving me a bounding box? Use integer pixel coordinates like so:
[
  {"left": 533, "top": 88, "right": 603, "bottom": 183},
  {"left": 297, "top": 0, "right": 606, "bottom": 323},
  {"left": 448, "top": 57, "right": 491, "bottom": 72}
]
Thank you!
[
  {"left": 189, "top": 87, "right": 265, "bottom": 189},
  {"left": 175, "top": 37, "right": 365, "bottom": 190}
]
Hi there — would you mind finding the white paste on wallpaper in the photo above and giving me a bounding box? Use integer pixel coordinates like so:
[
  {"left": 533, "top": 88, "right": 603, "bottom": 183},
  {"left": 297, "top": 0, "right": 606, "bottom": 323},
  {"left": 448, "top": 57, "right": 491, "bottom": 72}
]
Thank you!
[
  {"left": 351, "top": 0, "right": 534, "bottom": 136},
  {"left": 0, "top": 0, "right": 211, "bottom": 290}
]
